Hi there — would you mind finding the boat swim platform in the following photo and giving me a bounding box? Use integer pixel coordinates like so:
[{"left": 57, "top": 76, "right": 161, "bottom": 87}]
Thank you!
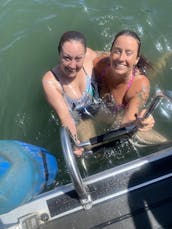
[{"left": 1, "top": 144, "right": 172, "bottom": 229}]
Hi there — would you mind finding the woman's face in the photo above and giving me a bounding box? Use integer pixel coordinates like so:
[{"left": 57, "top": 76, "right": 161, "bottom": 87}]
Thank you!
[
  {"left": 110, "top": 35, "right": 140, "bottom": 76},
  {"left": 60, "top": 40, "right": 86, "bottom": 78}
]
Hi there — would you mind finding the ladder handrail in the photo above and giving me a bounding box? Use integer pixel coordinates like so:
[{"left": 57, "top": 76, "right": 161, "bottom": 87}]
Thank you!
[{"left": 60, "top": 127, "right": 92, "bottom": 210}]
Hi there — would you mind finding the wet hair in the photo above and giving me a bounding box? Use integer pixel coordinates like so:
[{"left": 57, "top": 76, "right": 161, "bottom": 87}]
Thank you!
[
  {"left": 58, "top": 31, "right": 87, "bottom": 54},
  {"left": 110, "top": 30, "right": 153, "bottom": 73}
]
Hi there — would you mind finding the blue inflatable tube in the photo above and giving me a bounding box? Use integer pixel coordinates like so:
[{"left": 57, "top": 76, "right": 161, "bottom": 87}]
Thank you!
[{"left": 0, "top": 140, "right": 58, "bottom": 214}]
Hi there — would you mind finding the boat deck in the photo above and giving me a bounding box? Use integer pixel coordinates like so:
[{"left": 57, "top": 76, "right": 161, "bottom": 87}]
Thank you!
[
  {"left": 1, "top": 139, "right": 172, "bottom": 229},
  {"left": 41, "top": 177, "right": 172, "bottom": 229},
  {"left": 40, "top": 147, "right": 172, "bottom": 229}
]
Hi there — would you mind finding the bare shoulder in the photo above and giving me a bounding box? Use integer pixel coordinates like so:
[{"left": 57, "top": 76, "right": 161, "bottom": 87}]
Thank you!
[
  {"left": 134, "top": 73, "right": 150, "bottom": 88},
  {"left": 42, "top": 71, "right": 55, "bottom": 85},
  {"left": 42, "top": 70, "right": 52, "bottom": 80},
  {"left": 95, "top": 50, "right": 110, "bottom": 56},
  {"left": 126, "top": 73, "right": 150, "bottom": 99},
  {"left": 85, "top": 48, "right": 97, "bottom": 60},
  {"left": 86, "top": 48, "right": 109, "bottom": 60},
  {"left": 42, "top": 65, "right": 58, "bottom": 83},
  {"left": 93, "top": 52, "right": 109, "bottom": 73},
  {"left": 42, "top": 69, "right": 62, "bottom": 93}
]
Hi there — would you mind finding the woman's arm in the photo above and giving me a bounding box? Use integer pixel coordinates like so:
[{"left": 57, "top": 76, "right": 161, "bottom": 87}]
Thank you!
[
  {"left": 121, "top": 75, "right": 150, "bottom": 125},
  {"left": 42, "top": 71, "right": 78, "bottom": 140}
]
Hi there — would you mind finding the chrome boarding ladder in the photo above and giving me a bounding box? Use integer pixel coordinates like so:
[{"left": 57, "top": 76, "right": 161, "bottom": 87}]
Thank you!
[{"left": 60, "top": 127, "right": 92, "bottom": 210}]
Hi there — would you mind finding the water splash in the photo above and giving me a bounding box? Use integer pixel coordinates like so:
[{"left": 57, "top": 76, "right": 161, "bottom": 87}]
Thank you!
[
  {"left": 15, "top": 113, "right": 31, "bottom": 136},
  {"left": 49, "top": 111, "right": 60, "bottom": 126}
]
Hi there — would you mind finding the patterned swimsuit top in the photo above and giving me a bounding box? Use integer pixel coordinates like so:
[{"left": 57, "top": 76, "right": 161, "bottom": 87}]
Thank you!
[
  {"left": 50, "top": 67, "right": 98, "bottom": 112},
  {"left": 99, "top": 66, "right": 135, "bottom": 112}
]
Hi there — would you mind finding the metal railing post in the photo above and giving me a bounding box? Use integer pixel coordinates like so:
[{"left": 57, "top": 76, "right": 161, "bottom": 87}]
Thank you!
[{"left": 60, "top": 127, "right": 92, "bottom": 210}]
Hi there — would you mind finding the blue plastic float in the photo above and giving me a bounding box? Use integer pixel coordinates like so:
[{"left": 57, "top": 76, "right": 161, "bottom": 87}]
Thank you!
[{"left": 0, "top": 140, "right": 58, "bottom": 214}]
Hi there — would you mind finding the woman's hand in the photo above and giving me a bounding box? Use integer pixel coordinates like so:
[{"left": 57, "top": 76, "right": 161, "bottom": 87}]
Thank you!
[
  {"left": 73, "top": 147, "right": 84, "bottom": 156},
  {"left": 136, "top": 109, "right": 155, "bottom": 131},
  {"left": 71, "top": 133, "right": 84, "bottom": 156}
]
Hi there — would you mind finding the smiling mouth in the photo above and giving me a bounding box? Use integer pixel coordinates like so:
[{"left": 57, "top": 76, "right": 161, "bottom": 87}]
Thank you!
[
  {"left": 65, "top": 68, "right": 76, "bottom": 74},
  {"left": 114, "top": 63, "right": 127, "bottom": 69}
]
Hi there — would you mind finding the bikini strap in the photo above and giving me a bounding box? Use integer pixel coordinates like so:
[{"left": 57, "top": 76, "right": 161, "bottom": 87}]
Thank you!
[
  {"left": 82, "top": 66, "right": 88, "bottom": 76},
  {"left": 127, "top": 72, "right": 135, "bottom": 90},
  {"left": 50, "top": 68, "right": 66, "bottom": 97},
  {"left": 50, "top": 68, "right": 60, "bottom": 81}
]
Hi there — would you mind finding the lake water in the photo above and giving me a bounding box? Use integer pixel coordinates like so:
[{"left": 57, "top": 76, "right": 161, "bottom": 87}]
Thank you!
[{"left": 0, "top": 0, "right": 172, "bottom": 184}]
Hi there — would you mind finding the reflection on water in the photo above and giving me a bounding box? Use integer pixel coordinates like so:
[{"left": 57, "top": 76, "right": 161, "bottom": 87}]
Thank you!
[
  {"left": 159, "top": 99, "right": 172, "bottom": 120},
  {"left": 157, "top": 90, "right": 172, "bottom": 121},
  {"left": 0, "top": 0, "right": 172, "bottom": 184}
]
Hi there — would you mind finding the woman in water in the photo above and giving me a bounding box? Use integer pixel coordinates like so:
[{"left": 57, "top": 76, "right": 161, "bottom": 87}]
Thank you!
[
  {"left": 42, "top": 30, "right": 154, "bottom": 155},
  {"left": 42, "top": 31, "right": 98, "bottom": 153},
  {"left": 94, "top": 30, "right": 153, "bottom": 129}
]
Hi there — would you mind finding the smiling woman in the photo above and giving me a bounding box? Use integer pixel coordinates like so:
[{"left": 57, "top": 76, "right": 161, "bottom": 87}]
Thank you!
[
  {"left": 42, "top": 30, "right": 155, "bottom": 156},
  {"left": 94, "top": 30, "right": 153, "bottom": 126},
  {"left": 42, "top": 31, "right": 98, "bottom": 153}
]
